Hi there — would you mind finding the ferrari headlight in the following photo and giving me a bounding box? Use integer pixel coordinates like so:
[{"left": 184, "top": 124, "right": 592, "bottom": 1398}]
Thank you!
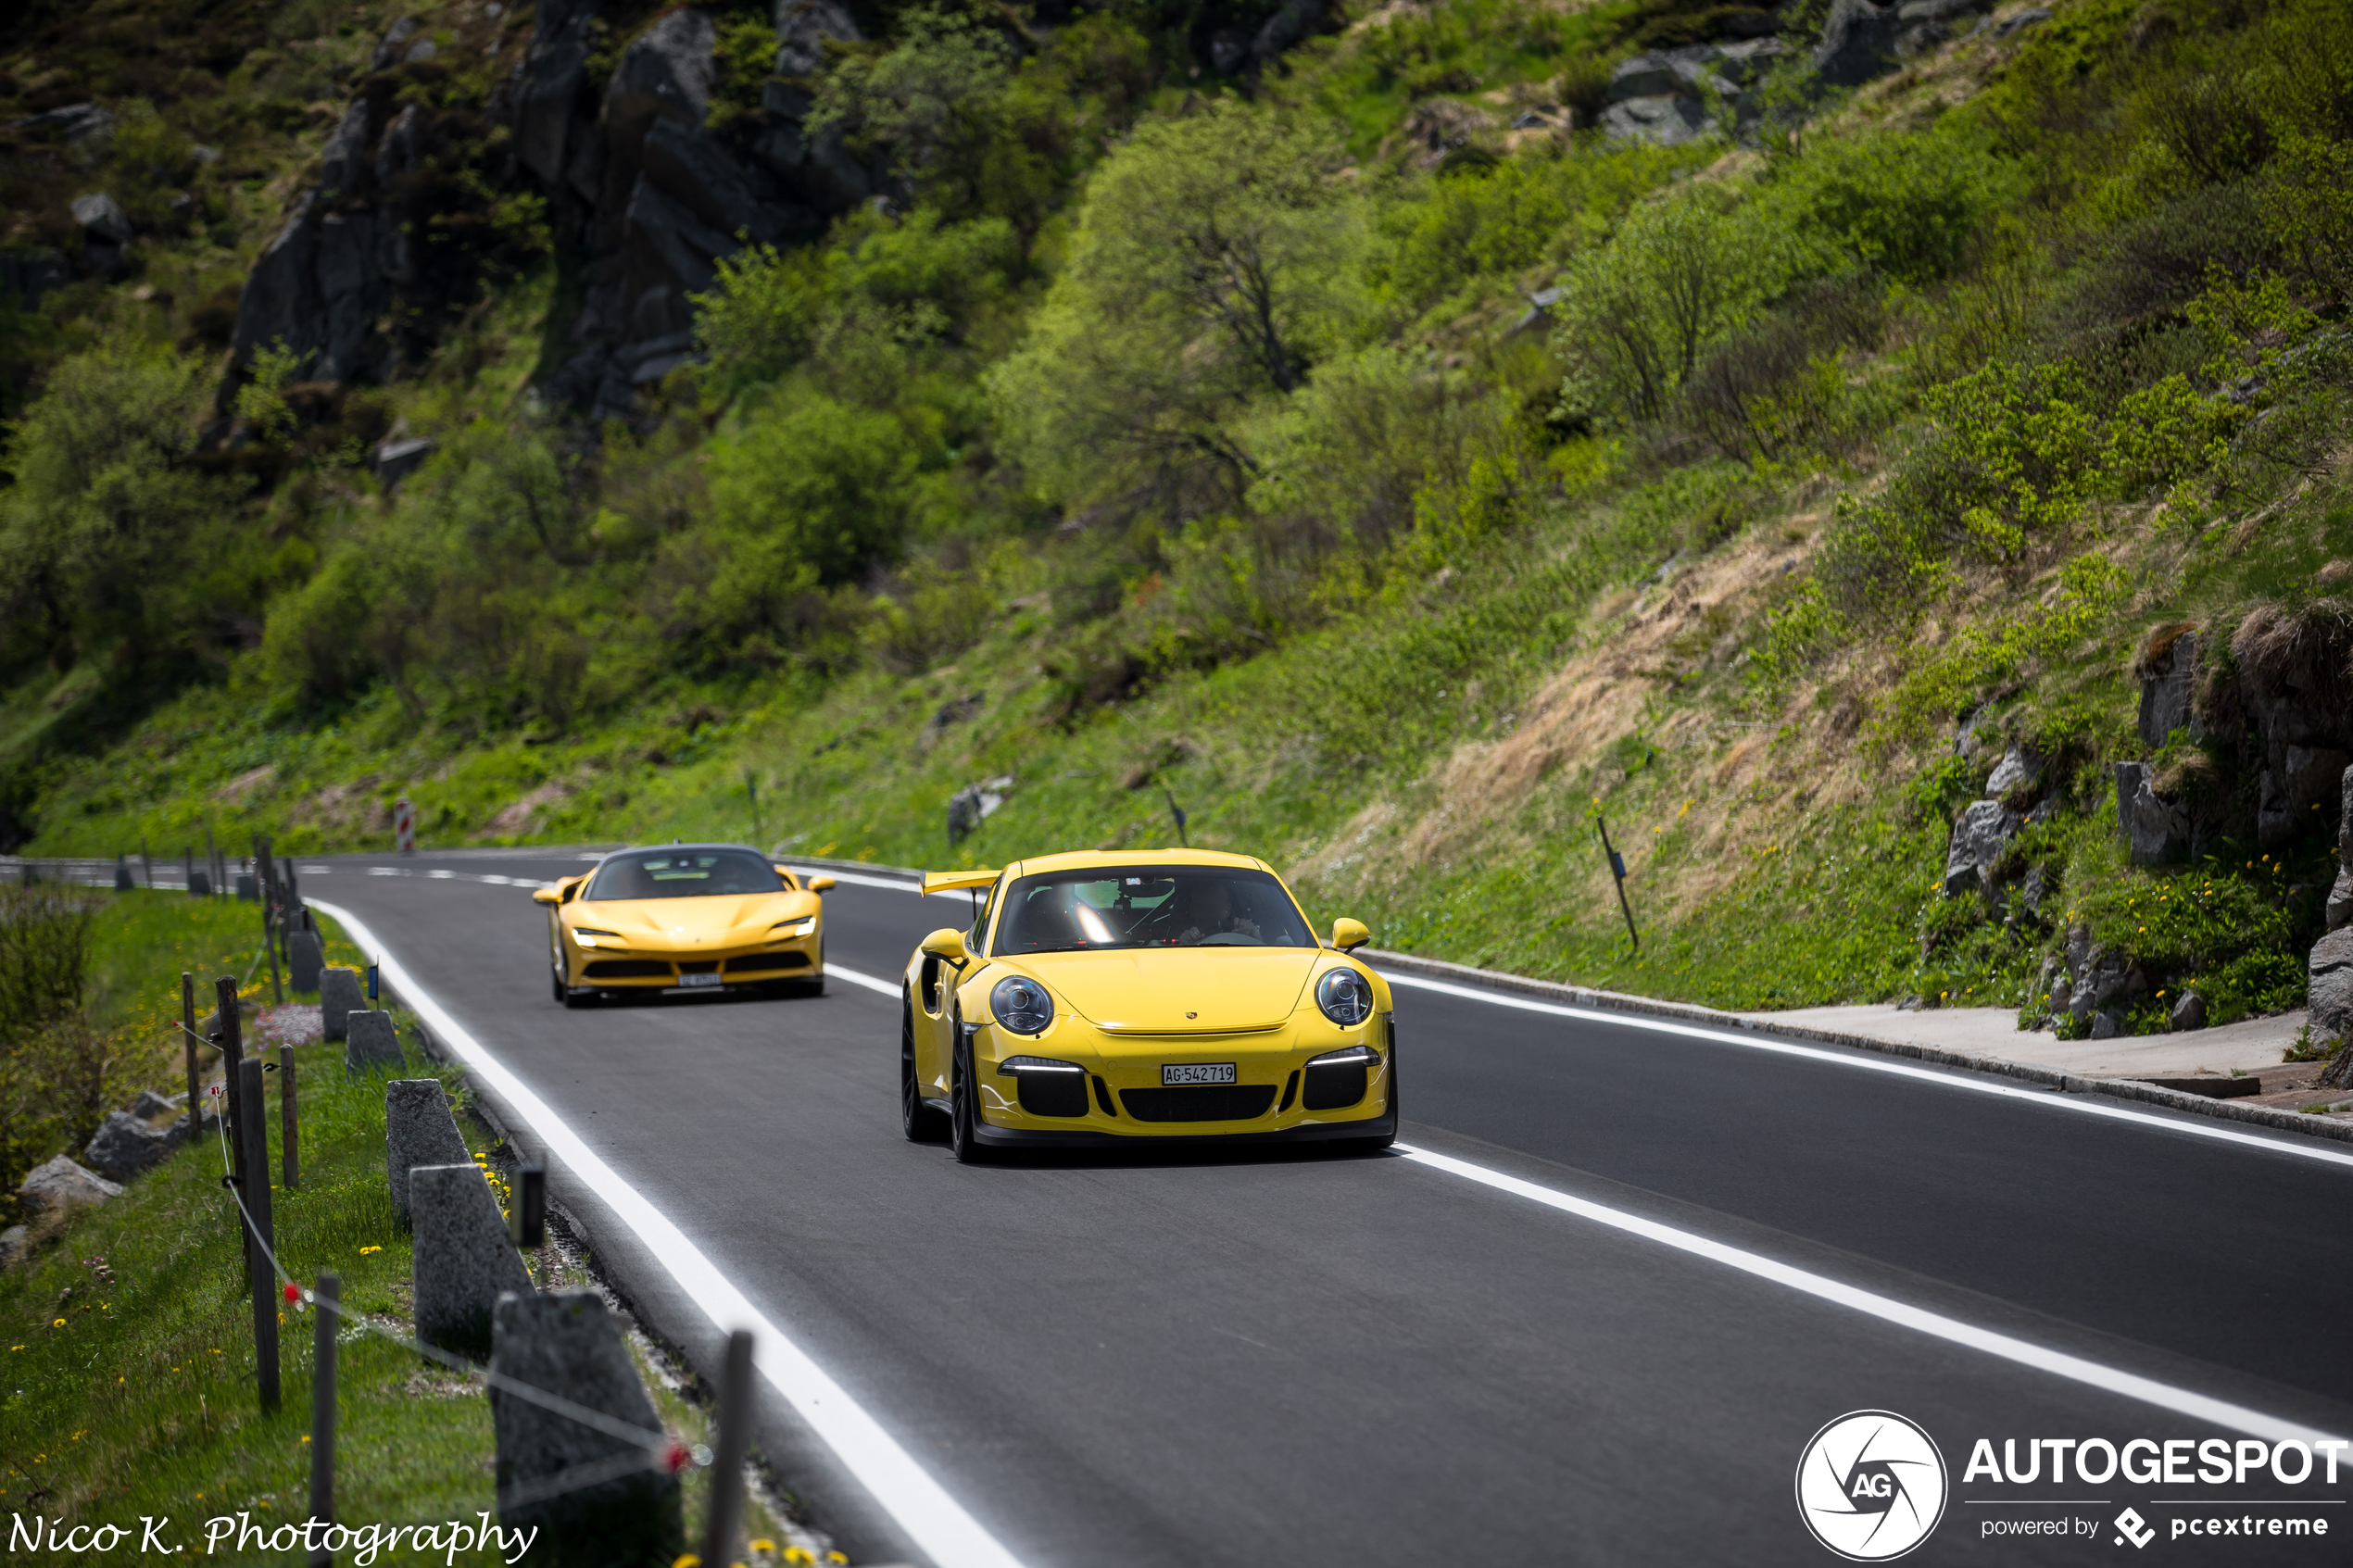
[
  {"left": 771, "top": 917, "right": 816, "bottom": 938},
  {"left": 571, "top": 927, "right": 619, "bottom": 947},
  {"left": 1315, "top": 968, "right": 1376, "bottom": 1027},
  {"left": 990, "top": 975, "right": 1054, "bottom": 1035},
  {"left": 997, "top": 1055, "right": 1083, "bottom": 1075}
]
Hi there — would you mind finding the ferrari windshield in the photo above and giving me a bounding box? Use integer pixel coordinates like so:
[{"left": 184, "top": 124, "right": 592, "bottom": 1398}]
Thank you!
[
  {"left": 586, "top": 849, "right": 782, "bottom": 900},
  {"left": 992, "top": 867, "right": 1314, "bottom": 954}
]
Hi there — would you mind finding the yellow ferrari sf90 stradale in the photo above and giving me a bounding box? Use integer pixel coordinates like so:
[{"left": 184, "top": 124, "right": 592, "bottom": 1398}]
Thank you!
[
  {"left": 534, "top": 844, "right": 835, "bottom": 1007},
  {"left": 900, "top": 849, "right": 1395, "bottom": 1161}
]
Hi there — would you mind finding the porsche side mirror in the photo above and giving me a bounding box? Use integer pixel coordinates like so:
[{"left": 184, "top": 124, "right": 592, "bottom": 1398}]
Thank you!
[
  {"left": 808, "top": 875, "right": 836, "bottom": 894},
  {"left": 920, "top": 927, "right": 969, "bottom": 964},
  {"left": 532, "top": 887, "right": 560, "bottom": 906},
  {"left": 1330, "top": 917, "right": 1371, "bottom": 952}
]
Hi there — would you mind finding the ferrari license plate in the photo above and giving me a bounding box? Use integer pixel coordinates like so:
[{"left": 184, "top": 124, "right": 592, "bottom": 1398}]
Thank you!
[
  {"left": 1163, "top": 1062, "right": 1236, "bottom": 1085},
  {"left": 678, "top": 972, "right": 723, "bottom": 988}
]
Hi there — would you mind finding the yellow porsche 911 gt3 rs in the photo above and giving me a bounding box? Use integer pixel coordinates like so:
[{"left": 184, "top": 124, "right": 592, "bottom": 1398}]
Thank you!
[
  {"left": 900, "top": 849, "right": 1395, "bottom": 1161},
  {"left": 534, "top": 844, "right": 835, "bottom": 1007}
]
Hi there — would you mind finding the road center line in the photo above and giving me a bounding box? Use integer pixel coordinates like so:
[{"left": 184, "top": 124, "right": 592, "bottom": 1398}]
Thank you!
[
  {"left": 1379, "top": 971, "right": 2353, "bottom": 1170},
  {"left": 1396, "top": 1143, "right": 2343, "bottom": 1446},
  {"left": 309, "top": 899, "right": 1027, "bottom": 1568}
]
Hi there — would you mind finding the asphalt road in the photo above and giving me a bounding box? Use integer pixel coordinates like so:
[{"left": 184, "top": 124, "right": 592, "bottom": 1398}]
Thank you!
[{"left": 300, "top": 850, "right": 2353, "bottom": 1567}]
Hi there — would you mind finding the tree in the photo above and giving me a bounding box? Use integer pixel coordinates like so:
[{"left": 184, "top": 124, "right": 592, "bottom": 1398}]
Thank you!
[{"left": 987, "top": 98, "right": 1362, "bottom": 510}]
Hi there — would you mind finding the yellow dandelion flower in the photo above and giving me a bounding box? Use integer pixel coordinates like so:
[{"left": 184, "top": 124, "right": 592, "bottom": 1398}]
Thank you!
[{"left": 673, "top": 1556, "right": 703, "bottom": 1568}]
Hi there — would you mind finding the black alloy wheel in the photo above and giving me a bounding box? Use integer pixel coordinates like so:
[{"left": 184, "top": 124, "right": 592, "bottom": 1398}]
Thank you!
[
  {"left": 948, "top": 1019, "right": 995, "bottom": 1165},
  {"left": 901, "top": 991, "right": 948, "bottom": 1143}
]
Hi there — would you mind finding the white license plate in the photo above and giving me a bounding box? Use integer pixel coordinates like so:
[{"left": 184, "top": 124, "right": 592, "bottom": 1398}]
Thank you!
[
  {"left": 678, "top": 972, "right": 723, "bottom": 988},
  {"left": 1163, "top": 1062, "right": 1236, "bottom": 1085}
]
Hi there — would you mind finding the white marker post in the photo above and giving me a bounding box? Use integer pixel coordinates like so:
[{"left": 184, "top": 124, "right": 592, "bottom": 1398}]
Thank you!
[{"left": 394, "top": 797, "right": 416, "bottom": 856}]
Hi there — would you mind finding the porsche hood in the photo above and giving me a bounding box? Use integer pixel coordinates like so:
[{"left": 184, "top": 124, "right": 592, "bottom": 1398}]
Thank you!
[{"left": 1018, "top": 947, "right": 1323, "bottom": 1033}]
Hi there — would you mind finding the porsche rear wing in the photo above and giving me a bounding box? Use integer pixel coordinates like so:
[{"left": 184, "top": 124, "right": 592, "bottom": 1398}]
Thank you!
[{"left": 921, "top": 868, "right": 1001, "bottom": 896}]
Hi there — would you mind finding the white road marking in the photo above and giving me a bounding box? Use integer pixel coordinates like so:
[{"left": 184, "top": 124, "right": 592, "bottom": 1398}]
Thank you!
[
  {"left": 1397, "top": 1143, "right": 2345, "bottom": 1446},
  {"left": 369, "top": 866, "right": 408, "bottom": 876},
  {"left": 428, "top": 869, "right": 457, "bottom": 879},
  {"left": 827, "top": 961, "right": 904, "bottom": 997},
  {"left": 308, "top": 898, "right": 1028, "bottom": 1568},
  {"left": 1378, "top": 971, "right": 2353, "bottom": 1170},
  {"left": 791, "top": 866, "right": 971, "bottom": 902}
]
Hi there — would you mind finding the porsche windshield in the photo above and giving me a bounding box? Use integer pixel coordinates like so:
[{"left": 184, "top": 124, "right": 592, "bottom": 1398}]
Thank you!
[
  {"left": 992, "top": 867, "right": 1314, "bottom": 954},
  {"left": 587, "top": 850, "right": 782, "bottom": 900}
]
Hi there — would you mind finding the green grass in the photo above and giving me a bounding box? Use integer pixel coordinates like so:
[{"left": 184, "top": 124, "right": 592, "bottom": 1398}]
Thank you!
[{"left": 2, "top": 896, "right": 786, "bottom": 1562}]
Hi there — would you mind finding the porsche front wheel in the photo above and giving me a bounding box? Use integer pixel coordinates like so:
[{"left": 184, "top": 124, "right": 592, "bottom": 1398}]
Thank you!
[
  {"left": 948, "top": 1024, "right": 995, "bottom": 1165},
  {"left": 901, "top": 992, "right": 948, "bottom": 1144}
]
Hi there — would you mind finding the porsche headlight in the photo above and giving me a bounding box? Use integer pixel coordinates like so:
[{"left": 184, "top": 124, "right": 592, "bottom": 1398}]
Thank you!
[
  {"left": 1308, "top": 1043, "right": 1381, "bottom": 1068},
  {"left": 997, "top": 1055, "right": 1083, "bottom": 1076},
  {"left": 990, "top": 975, "right": 1054, "bottom": 1035},
  {"left": 772, "top": 917, "right": 816, "bottom": 938},
  {"left": 1315, "top": 967, "right": 1375, "bottom": 1027},
  {"left": 571, "top": 926, "right": 619, "bottom": 947}
]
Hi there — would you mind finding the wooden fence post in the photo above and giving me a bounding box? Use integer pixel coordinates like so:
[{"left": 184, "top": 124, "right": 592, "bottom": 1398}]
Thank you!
[
  {"left": 308, "top": 1272, "right": 338, "bottom": 1566},
  {"left": 217, "top": 976, "right": 249, "bottom": 1287},
  {"left": 237, "top": 1054, "right": 280, "bottom": 1413},
  {"left": 280, "top": 1043, "right": 298, "bottom": 1191},
  {"left": 699, "top": 1330, "right": 756, "bottom": 1568},
  {"left": 140, "top": 836, "right": 152, "bottom": 889},
  {"left": 257, "top": 834, "right": 284, "bottom": 1006},
  {"left": 181, "top": 972, "right": 202, "bottom": 1123}
]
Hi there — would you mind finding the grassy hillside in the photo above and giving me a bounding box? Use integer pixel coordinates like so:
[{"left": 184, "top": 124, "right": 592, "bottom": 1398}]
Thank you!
[{"left": 3, "top": 0, "right": 2348, "bottom": 1029}]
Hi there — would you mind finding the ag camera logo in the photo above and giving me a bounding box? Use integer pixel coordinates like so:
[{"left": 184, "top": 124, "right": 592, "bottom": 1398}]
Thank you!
[{"left": 1796, "top": 1410, "right": 1949, "bottom": 1561}]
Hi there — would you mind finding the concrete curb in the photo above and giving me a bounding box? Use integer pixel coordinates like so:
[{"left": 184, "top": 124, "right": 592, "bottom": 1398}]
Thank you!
[{"left": 1361, "top": 947, "right": 2353, "bottom": 1148}]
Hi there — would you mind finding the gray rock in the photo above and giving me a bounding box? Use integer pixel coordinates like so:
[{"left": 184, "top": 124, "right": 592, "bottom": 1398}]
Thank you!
[
  {"left": 404, "top": 37, "right": 437, "bottom": 64},
  {"left": 321, "top": 967, "right": 365, "bottom": 1037},
  {"left": 638, "top": 118, "right": 806, "bottom": 248},
  {"left": 605, "top": 8, "right": 715, "bottom": 158},
  {"left": 83, "top": 1110, "right": 171, "bottom": 1183},
  {"left": 70, "top": 193, "right": 132, "bottom": 245},
  {"left": 229, "top": 191, "right": 391, "bottom": 386},
  {"left": 17, "top": 1156, "right": 123, "bottom": 1217},
  {"left": 2137, "top": 630, "right": 2197, "bottom": 747},
  {"left": 12, "top": 102, "right": 118, "bottom": 146},
  {"left": 2311, "top": 926, "right": 2353, "bottom": 1046},
  {"left": 2169, "top": 991, "right": 2207, "bottom": 1033},
  {"left": 2115, "top": 761, "right": 2189, "bottom": 866},
  {"left": 2089, "top": 1010, "right": 2126, "bottom": 1040},
  {"left": 774, "top": 0, "right": 861, "bottom": 76},
  {"left": 288, "top": 928, "right": 324, "bottom": 992},
  {"left": 2047, "top": 975, "right": 2071, "bottom": 1013},
  {"left": 372, "top": 16, "right": 419, "bottom": 71},
  {"left": 1942, "top": 798, "right": 2020, "bottom": 896},
  {"left": 491, "top": 1291, "right": 684, "bottom": 1563},
  {"left": 2330, "top": 868, "right": 2353, "bottom": 933},
  {"left": 2020, "top": 864, "right": 2047, "bottom": 916},
  {"left": 386, "top": 1079, "right": 473, "bottom": 1222},
  {"left": 1598, "top": 94, "right": 1712, "bottom": 145},
  {"left": 0, "top": 1225, "right": 26, "bottom": 1266},
  {"left": 372, "top": 435, "right": 436, "bottom": 491},
  {"left": 411, "top": 1163, "right": 534, "bottom": 1351},
  {"left": 374, "top": 104, "right": 422, "bottom": 190},
  {"left": 1814, "top": 0, "right": 1901, "bottom": 86},
  {"left": 2070, "top": 947, "right": 2133, "bottom": 1020},
  {"left": 2258, "top": 745, "right": 2351, "bottom": 851},
  {"left": 1713, "top": 35, "right": 1787, "bottom": 83},
  {"left": 1895, "top": 0, "right": 1992, "bottom": 21},
  {"left": 1251, "top": 0, "right": 1324, "bottom": 63},
  {"left": 1607, "top": 53, "right": 1683, "bottom": 102},
  {"left": 1991, "top": 5, "right": 2049, "bottom": 36},
  {"left": 133, "top": 1089, "right": 179, "bottom": 1119},
  {"left": 346, "top": 1010, "right": 407, "bottom": 1073},
  {"left": 319, "top": 101, "right": 371, "bottom": 195},
  {"left": 513, "top": 0, "right": 596, "bottom": 186},
  {"left": 1984, "top": 744, "right": 2044, "bottom": 798}
]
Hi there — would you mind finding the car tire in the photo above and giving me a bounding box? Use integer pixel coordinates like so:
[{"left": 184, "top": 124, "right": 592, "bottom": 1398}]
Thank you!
[
  {"left": 948, "top": 1020, "right": 996, "bottom": 1165},
  {"left": 901, "top": 992, "right": 948, "bottom": 1144},
  {"left": 553, "top": 965, "right": 590, "bottom": 1009}
]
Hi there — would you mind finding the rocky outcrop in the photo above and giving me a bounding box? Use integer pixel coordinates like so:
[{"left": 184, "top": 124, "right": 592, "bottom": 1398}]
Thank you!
[
  {"left": 2311, "top": 928, "right": 2353, "bottom": 1085},
  {"left": 230, "top": 193, "right": 395, "bottom": 384},
  {"left": 2232, "top": 605, "right": 2353, "bottom": 849},
  {"left": 1943, "top": 798, "right": 2019, "bottom": 896},
  {"left": 1814, "top": 0, "right": 1901, "bottom": 86},
  {"left": 2330, "top": 764, "right": 2353, "bottom": 931},
  {"left": 83, "top": 1110, "right": 174, "bottom": 1184},
  {"left": 2137, "top": 628, "right": 2198, "bottom": 747},
  {"left": 2115, "top": 761, "right": 2190, "bottom": 866},
  {"left": 1597, "top": 40, "right": 1783, "bottom": 145}
]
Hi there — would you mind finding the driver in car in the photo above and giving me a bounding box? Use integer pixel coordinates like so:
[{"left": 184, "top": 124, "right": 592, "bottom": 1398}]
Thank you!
[{"left": 1175, "top": 880, "right": 1262, "bottom": 946}]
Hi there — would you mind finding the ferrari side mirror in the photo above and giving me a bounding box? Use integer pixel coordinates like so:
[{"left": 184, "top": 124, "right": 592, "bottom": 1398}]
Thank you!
[
  {"left": 532, "top": 887, "right": 560, "bottom": 906},
  {"left": 1330, "top": 917, "right": 1371, "bottom": 952},
  {"left": 808, "top": 875, "right": 836, "bottom": 894},
  {"left": 920, "top": 927, "right": 969, "bottom": 964}
]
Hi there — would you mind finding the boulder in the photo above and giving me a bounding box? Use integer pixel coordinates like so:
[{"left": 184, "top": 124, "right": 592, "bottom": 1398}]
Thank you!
[
  {"left": 2070, "top": 947, "right": 2135, "bottom": 1020},
  {"left": 1984, "top": 744, "right": 2044, "bottom": 799},
  {"left": 2311, "top": 926, "right": 2353, "bottom": 1047},
  {"left": 774, "top": 0, "right": 861, "bottom": 76},
  {"left": 0, "top": 1225, "right": 26, "bottom": 1266},
  {"left": 1814, "top": 0, "right": 1901, "bottom": 87},
  {"left": 2115, "top": 762, "right": 2190, "bottom": 866},
  {"left": 491, "top": 1291, "right": 684, "bottom": 1563},
  {"left": 2137, "top": 629, "right": 2197, "bottom": 747},
  {"left": 17, "top": 1156, "right": 123, "bottom": 1218},
  {"left": 83, "top": 1110, "right": 172, "bottom": 1183},
  {"left": 386, "top": 1079, "right": 472, "bottom": 1222},
  {"left": 1598, "top": 94, "right": 1712, "bottom": 145},
  {"left": 410, "top": 1163, "right": 535, "bottom": 1351},
  {"left": 132, "top": 1089, "right": 180, "bottom": 1120},
  {"left": 1942, "top": 798, "right": 2020, "bottom": 896},
  {"left": 2169, "top": 991, "right": 2207, "bottom": 1033},
  {"left": 372, "top": 16, "right": 420, "bottom": 71},
  {"left": 70, "top": 193, "right": 132, "bottom": 245},
  {"left": 1607, "top": 53, "right": 1682, "bottom": 102},
  {"left": 2089, "top": 1010, "right": 2125, "bottom": 1040}
]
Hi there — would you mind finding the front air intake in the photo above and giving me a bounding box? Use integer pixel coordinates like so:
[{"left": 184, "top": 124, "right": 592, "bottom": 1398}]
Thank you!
[{"left": 1119, "top": 1085, "right": 1277, "bottom": 1123}]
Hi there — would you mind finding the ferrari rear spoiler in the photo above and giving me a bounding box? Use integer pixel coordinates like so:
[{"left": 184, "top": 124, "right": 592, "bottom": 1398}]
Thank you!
[{"left": 921, "top": 868, "right": 1001, "bottom": 896}]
